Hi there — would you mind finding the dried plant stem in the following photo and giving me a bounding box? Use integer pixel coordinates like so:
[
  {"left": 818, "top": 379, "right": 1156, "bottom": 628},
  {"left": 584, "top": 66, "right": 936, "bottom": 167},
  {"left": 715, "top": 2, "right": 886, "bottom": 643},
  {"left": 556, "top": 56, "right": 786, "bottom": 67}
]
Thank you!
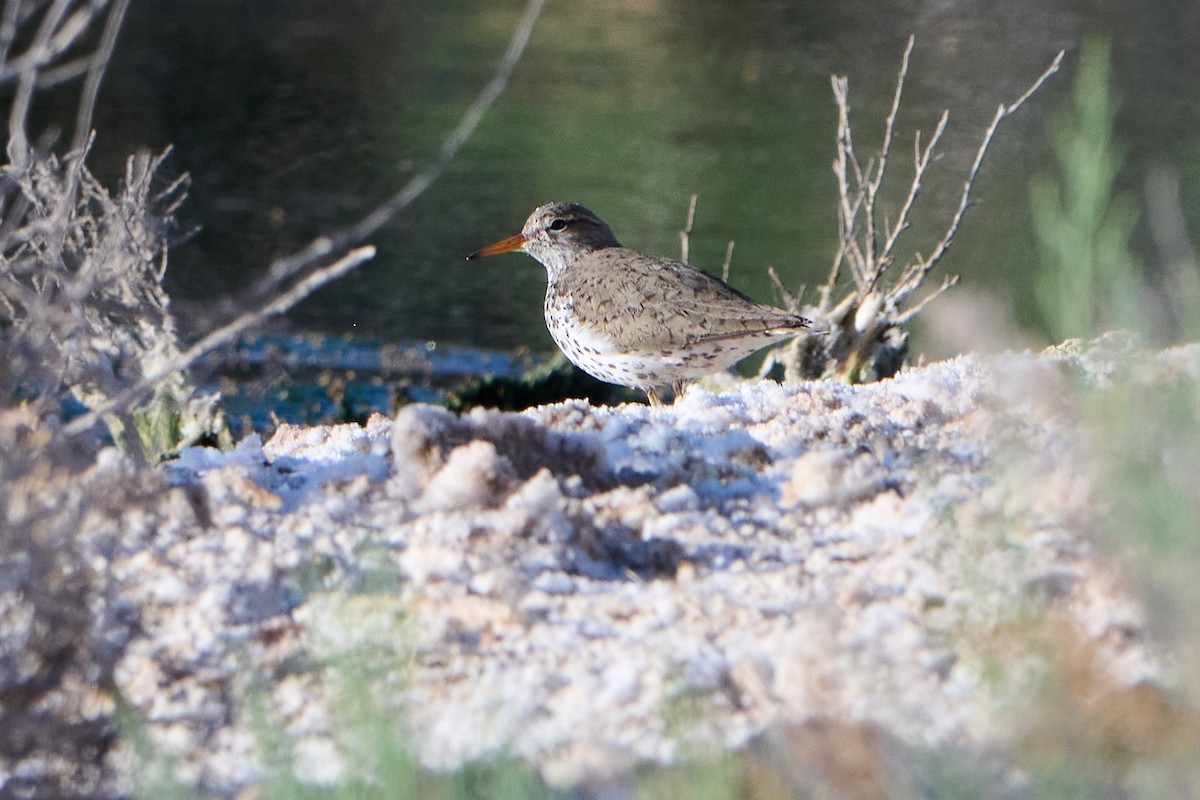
[
  {"left": 827, "top": 76, "right": 860, "bottom": 295},
  {"left": 62, "top": 246, "right": 376, "bottom": 438},
  {"left": 5, "top": 0, "right": 74, "bottom": 165},
  {"left": 0, "top": 0, "right": 21, "bottom": 65},
  {"left": 767, "top": 265, "right": 799, "bottom": 311},
  {"left": 258, "top": 0, "right": 547, "bottom": 297},
  {"left": 71, "top": 0, "right": 129, "bottom": 154},
  {"left": 860, "top": 36, "right": 915, "bottom": 284},
  {"left": 875, "top": 36, "right": 913, "bottom": 201},
  {"left": 890, "top": 48, "right": 1065, "bottom": 310},
  {"left": 721, "top": 240, "right": 735, "bottom": 282},
  {"left": 679, "top": 193, "right": 698, "bottom": 264},
  {"left": 880, "top": 110, "right": 947, "bottom": 263}
]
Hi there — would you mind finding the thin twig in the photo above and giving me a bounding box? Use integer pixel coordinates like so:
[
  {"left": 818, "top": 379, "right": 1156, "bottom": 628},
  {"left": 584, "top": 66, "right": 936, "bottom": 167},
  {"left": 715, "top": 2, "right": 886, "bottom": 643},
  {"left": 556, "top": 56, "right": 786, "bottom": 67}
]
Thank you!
[
  {"left": 904, "top": 49, "right": 1065, "bottom": 298},
  {"left": 61, "top": 246, "right": 377, "bottom": 438},
  {"left": 58, "top": 0, "right": 548, "bottom": 437},
  {"left": 0, "top": 0, "right": 85, "bottom": 81},
  {"left": 679, "top": 193, "right": 698, "bottom": 264},
  {"left": 0, "top": 0, "right": 24, "bottom": 66},
  {"left": 873, "top": 35, "right": 914, "bottom": 196},
  {"left": 71, "top": 0, "right": 129, "bottom": 155},
  {"left": 721, "top": 240, "right": 734, "bottom": 282},
  {"left": 767, "top": 265, "right": 798, "bottom": 311},
  {"left": 44, "top": 131, "right": 91, "bottom": 266},
  {"left": 864, "top": 154, "right": 883, "bottom": 277},
  {"left": 862, "top": 36, "right": 912, "bottom": 293},
  {"left": 38, "top": 0, "right": 130, "bottom": 262},
  {"left": 828, "top": 75, "right": 854, "bottom": 295},
  {"left": 5, "top": 0, "right": 90, "bottom": 166},
  {"left": 1008, "top": 50, "right": 1067, "bottom": 111},
  {"left": 878, "top": 109, "right": 947, "bottom": 268},
  {"left": 258, "top": 0, "right": 547, "bottom": 295},
  {"left": 34, "top": 54, "right": 90, "bottom": 87},
  {"left": 820, "top": 237, "right": 845, "bottom": 311},
  {"left": 47, "top": 4, "right": 93, "bottom": 56},
  {"left": 828, "top": 290, "right": 860, "bottom": 326},
  {"left": 894, "top": 274, "right": 959, "bottom": 326}
]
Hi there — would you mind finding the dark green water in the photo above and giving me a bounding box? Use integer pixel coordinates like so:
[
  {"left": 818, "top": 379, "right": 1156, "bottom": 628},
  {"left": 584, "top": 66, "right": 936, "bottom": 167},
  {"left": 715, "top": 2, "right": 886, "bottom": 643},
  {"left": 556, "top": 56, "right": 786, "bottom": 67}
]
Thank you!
[{"left": 65, "top": 0, "right": 1200, "bottom": 355}]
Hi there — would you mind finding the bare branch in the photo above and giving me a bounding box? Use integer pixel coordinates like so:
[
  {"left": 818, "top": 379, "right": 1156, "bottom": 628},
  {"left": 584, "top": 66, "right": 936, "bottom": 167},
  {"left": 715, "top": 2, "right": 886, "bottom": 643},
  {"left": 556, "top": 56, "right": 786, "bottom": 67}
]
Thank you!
[
  {"left": 858, "top": 36, "right": 915, "bottom": 280},
  {"left": 61, "top": 245, "right": 377, "bottom": 439},
  {"left": 47, "top": 5, "right": 91, "bottom": 54},
  {"left": 828, "top": 75, "right": 856, "bottom": 294},
  {"left": 828, "top": 289, "right": 860, "bottom": 326},
  {"left": 767, "top": 265, "right": 799, "bottom": 312},
  {"left": 820, "top": 237, "right": 845, "bottom": 310},
  {"left": 873, "top": 35, "right": 914, "bottom": 195},
  {"left": 863, "top": 37, "right": 912, "bottom": 291},
  {"left": 0, "top": 0, "right": 86, "bottom": 81},
  {"left": 0, "top": 0, "right": 23, "bottom": 65},
  {"left": 721, "top": 239, "right": 734, "bottom": 282},
  {"left": 1008, "top": 49, "right": 1067, "bottom": 112},
  {"left": 5, "top": 0, "right": 96, "bottom": 166},
  {"left": 894, "top": 274, "right": 959, "bottom": 326},
  {"left": 72, "top": 0, "right": 129, "bottom": 154},
  {"left": 910, "top": 49, "right": 1065, "bottom": 294},
  {"left": 34, "top": 54, "right": 90, "bottom": 87},
  {"left": 257, "top": 0, "right": 548, "bottom": 296},
  {"left": 30, "top": 0, "right": 132, "bottom": 279},
  {"left": 879, "top": 109, "right": 948, "bottom": 263},
  {"left": 679, "top": 193, "right": 698, "bottom": 264},
  {"left": 862, "top": 163, "right": 878, "bottom": 276}
]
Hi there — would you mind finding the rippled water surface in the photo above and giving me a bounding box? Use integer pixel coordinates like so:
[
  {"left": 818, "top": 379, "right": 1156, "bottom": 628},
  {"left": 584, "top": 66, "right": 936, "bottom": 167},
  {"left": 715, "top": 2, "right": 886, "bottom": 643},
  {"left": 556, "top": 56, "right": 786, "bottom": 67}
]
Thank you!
[{"left": 70, "top": 0, "right": 1200, "bottom": 354}]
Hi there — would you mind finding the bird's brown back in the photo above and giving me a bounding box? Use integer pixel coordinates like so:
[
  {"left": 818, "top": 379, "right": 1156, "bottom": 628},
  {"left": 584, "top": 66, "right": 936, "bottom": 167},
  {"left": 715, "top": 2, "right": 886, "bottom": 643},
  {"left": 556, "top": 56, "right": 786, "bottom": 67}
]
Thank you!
[{"left": 548, "top": 247, "right": 809, "bottom": 352}]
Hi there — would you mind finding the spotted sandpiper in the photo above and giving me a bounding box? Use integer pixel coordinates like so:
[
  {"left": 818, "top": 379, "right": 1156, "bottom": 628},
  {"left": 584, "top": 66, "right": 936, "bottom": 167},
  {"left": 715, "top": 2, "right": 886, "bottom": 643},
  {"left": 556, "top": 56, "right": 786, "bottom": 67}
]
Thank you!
[{"left": 467, "top": 202, "right": 813, "bottom": 405}]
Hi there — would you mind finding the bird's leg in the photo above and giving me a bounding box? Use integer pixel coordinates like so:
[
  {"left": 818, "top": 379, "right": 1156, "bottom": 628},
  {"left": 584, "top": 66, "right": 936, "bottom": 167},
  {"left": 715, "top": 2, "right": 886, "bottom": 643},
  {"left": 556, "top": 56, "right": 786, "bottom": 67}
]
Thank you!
[
  {"left": 671, "top": 380, "right": 687, "bottom": 403},
  {"left": 646, "top": 387, "right": 664, "bottom": 407}
]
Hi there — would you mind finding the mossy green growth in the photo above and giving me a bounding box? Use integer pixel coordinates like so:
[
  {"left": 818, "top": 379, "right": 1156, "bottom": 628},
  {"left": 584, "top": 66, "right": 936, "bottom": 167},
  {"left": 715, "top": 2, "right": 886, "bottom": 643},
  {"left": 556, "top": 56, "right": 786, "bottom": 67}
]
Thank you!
[
  {"left": 129, "top": 381, "right": 233, "bottom": 462},
  {"left": 131, "top": 387, "right": 183, "bottom": 462}
]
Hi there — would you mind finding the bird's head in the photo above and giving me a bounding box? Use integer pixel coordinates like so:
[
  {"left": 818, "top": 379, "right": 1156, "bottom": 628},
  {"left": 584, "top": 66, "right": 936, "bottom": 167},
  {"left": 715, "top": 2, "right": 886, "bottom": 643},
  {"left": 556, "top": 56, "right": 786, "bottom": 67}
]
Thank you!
[{"left": 468, "top": 202, "right": 621, "bottom": 277}]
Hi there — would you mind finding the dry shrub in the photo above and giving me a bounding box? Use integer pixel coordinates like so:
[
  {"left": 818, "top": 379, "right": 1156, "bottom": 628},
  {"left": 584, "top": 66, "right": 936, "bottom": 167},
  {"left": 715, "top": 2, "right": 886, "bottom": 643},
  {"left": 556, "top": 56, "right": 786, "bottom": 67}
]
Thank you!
[
  {"left": 1, "top": 146, "right": 229, "bottom": 460},
  {"left": 769, "top": 39, "right": 1063, "bottom": 383}
]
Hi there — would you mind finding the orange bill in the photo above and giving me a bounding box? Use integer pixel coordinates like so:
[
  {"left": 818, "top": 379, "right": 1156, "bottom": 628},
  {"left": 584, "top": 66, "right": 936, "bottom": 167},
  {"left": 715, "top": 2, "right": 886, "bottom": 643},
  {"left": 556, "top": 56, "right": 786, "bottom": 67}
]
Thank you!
[{"left": 466, "top": 232, "right": 527, "bottom": 260}]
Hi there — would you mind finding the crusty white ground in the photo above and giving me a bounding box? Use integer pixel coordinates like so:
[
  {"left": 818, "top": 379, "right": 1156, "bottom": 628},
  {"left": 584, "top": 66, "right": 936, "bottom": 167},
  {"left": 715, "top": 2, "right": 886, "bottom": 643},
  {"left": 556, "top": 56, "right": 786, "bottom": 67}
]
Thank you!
[{"left": 97, "top": 348, "right": 1171, "bottom": 792}]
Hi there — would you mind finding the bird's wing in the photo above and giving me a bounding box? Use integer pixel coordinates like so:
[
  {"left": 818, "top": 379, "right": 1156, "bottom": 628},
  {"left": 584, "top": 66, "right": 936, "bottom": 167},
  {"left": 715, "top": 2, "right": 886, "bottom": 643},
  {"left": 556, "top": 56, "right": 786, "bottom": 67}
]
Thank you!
[{"left": 561, "top": 249, "right": 809, "bottom": 351}]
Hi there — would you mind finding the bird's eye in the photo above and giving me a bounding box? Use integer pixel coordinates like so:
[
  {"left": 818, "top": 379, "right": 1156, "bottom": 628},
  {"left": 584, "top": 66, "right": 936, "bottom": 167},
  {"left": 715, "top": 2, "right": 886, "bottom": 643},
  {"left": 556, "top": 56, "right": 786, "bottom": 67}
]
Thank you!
[{"left": 549, "top": 218, "right": 568, "bottom": 231}]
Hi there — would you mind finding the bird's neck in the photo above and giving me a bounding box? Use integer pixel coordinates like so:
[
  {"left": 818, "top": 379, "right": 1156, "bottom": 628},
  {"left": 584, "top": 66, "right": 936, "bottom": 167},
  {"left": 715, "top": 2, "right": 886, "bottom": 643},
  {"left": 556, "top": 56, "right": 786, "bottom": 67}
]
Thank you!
[{"left": 540, "top": 242, "right": 617, "bottom": 282}]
